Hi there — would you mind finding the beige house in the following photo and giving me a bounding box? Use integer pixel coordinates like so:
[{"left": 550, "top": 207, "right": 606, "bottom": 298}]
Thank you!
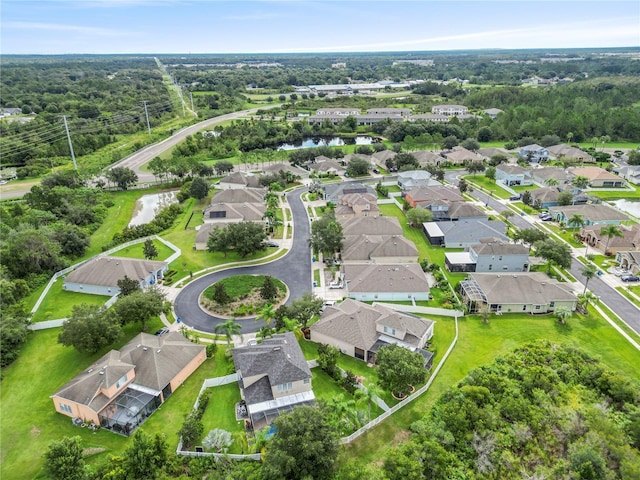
[
  {"left": 339, "top": 215, "right": 403, "bottom": 237},
  {"left": 581, "top": 224, "right": 640, "bottom": 254},
  {"left": 343, "top": 263, "right": 431, "bottom": 301},
  {"left": 210, "top": 188, "right": 265, "bottom": 204},
  {"left": 548, "top": 144, "right": 594, "bottom": 163},
  {"left": 203, "top": 202, "right": 266, "bottom": 224},
  {"left": 460, "top": 272, "right": 577, "bottom": 314},
  {"left": 310, "top": 299, "right": 435, "bottom": 366},
  {"left": 217, "top": 171, "right": 262, "bottom": 189},
  {"left": 232, "top": 332, "right": 314, "bottom": 430},
  {"left": 334, "top": 192, "right": 379, "bottom": 219},
  {"left": 568, "top": 166, "right": 624, "bottom": 188},
  {"left": 443, "top": 146, "right": 484, "bottom": 165},
  {"left": 341, "top": 234, "right": 418, "bottom": 264},
  {"left": 51, "top": 333, "right": 206, "bottom": 435}
]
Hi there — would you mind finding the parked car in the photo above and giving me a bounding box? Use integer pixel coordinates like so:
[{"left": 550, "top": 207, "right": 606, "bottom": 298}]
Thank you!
[
  {"left": 329, "top": 282, "right": 343, "bottom": 289},
  {"left": 509, "top": 194, "right": 521, "bottom": 201},
  {"left": 155, "top": 327, "right": 169, "bottom": 336},
  {"left": 265, "top": 241, "right": 279, "bottom": 247},
  {"left": 621, "top": 275, "right": 639, "bottom": 282},
  {"left": 373, "top": 168, "right": 380, "bottom": 174}
]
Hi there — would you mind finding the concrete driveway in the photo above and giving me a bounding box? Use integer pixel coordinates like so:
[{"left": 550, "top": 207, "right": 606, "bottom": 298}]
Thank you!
[{"left": 174, "top": 187, "right": 311, "bottom": 334}]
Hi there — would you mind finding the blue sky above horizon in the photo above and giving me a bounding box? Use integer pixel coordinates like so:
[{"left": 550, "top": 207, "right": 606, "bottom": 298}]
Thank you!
[{"left": 2, "top": 1, "right": 639, "bottom": 55}]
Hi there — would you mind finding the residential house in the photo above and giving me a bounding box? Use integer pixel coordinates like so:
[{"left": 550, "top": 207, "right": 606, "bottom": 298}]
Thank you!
[
  {"left": 482, "top": 108, "right": 504, "bottom": 119},
  {"left": 366, "top": 107, "right": 412, "bottom": 117},
  {"left": 614, "top": 165, "right": 640, "bottom": 186},
  {"left": 356, "top": 113, "right": 404, "bottom": 126},
  {"left": 311, "top": 159, "right": 345, "bottom": 176},
  {"left": 431, "top": 104, "right": 468, "bottom": 116},
  {"left": 616, "top": 251, "right": 640, "bottom": 275},
  {"left": 339, "top": 215, "right": 403, "bottom": 237},
  {"left": 405, "top": 185, "right": 464, "bottom": 208},
  {"left": 477, "top": 147, "right": 511, "bottom": 161},
  {"left": 323, "top": 182, "right": 376, "bottom": 203},
  {"left": 496, "top": 164, "right": 533, "bottom": 186},
  {"left": 217, "top": 172, "right": 262, "bottom": 189},
  {"left": 518, "top": 144, "right": 550, "bottom": 163},
  {"left": 460, "top": 272, "right": 577, "bottom": 314},
  {"left": 343, "top": 263, "right": 432, "bottom": 301},
  {"left": 334, "top": 192, "right": 379, "bottom": 219},
  {"left": 568, "top": 166, "right": 625, "bottom": 188},
  {"left": 445, "top": 239, "right": 530, "bottom": 273},
  {"left": 63, "top": 257, "right": 168, "bottom": 296},
  {"left": 232, "top": 332, "right": 315, "bottom": 431},
  {"left": 423, "top": 218, "right": 509, "bottom": 248},
  {"left": 530, "top": 166, "right": 575, "bottom": 186},
  {"left": 443, "top": 146, "right": 484, "bottom": 165},
  {"left": 581, "top": 224, "right": 640, "bottom": 254},
  {"left": 203, "top": 202, "right": 266, "bottom": 224},
  {"left": 548, "top": 204, "right": 629, "bottom": 226},
  {"left": 371, "top": 150, "right": 396, "bottom": 169},
  {"left": 410, "top": 113, "right": 450, "bottom": 123},
  {"left": 445, "top": 202, "right": 486, "bottom": 221},
  {"left": 262, "top": 162, "right": 309, "bottom": 179},
  {"left": 341, "top": 234, "right": 418, "bottom": 264},
  {"left": 547, "top": 144, "right": 594, "bottom": 163},
  {"left": 397, "top": 170, "right": 439, "bottom": 191},
  {"left": 315, "top": 108, "right": 361, "bottom": 116},
  {"left": 310, "top": 299, "right": 434, "bottom": 367},
  {"left": 51, "top": 333, "right": 206, "bottom": 435},
  {"left": 210, "top": 188, "right": 265, "bottom": 204},
  {"left": 410, "top": 150, "right": 444, "bottom": 167}
]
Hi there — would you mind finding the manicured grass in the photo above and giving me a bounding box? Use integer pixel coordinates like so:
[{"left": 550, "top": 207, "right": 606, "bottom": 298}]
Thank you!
[
  {"left": 312, "top": 368, "right": 349, "bottom": 403},
  {"left": 543, "top": 223, "right": 585, "bottom": 247},
  {"left": 109, "top": 239, "right": 175, "bottom": 261},
  {"left": 343, "top": 310, "right": 640, "bottom": 464},
  {"left": 590, "top": 182, "right": 640, "bottom": 200},
  {"left": 464, "top": 175, "right": 512, "bottom": 199},
  {"left": 30, "top": 280, "right": 110, "bottom": 322},
  {"left": 313, "top": 269, "right": 321, "bottom": 285},
  {"left": 199, "top": 383, "right": 244, "bottom": 453},
  {"left": 616, "top": 286, "right": 640, "bottom": 308},
  {"left": 203, "top": 274, "right": 285, "bottom": 300}
]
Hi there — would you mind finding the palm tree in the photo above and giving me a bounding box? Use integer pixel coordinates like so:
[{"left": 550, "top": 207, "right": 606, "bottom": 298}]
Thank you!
[
  {"left": 580, "top": 263, "right": 598, "bottom": 294},
  {"left": 257, "top": 326, "right": 273, "bottom": 341},
  {"left": 279, "top": 317, "right": 302, "bottom": 340},
  {"left": 568, "top": 214, "right": 585, "bottom": 234},
  {"left": 566, "top": 132, "right": 574, "bottom": 145},
  {"left": 600, "top": 135, "right": 611, "bottom": 152},
  {"left": 577, "top": 291, "right": 598, "bottom": 314},
  {"left": 256, "top": 303, "right": 275, "bottom": 327},
  {"left": 554, "top": 306, "right": 572, "bottom": 325},
  {"left": 214, "top": 318, "right": 242, "bottom": 347},
  {"left": 600, "top": 225, "right": 623, "bottom": 255},
  {"left": 361, "top": 383, "right": 384, "bottom": 422},
  {"left": 545, "top": 178, "right": 559, "bottom": 186},
  {"left": 573, "top": 176, "right": 590, "bottom": 189}
]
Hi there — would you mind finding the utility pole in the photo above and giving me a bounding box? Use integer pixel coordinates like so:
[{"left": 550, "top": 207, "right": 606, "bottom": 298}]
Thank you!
[
  {"left": 142, "top": 101, "right": 152, "bottom": 134},
  {"left": 62, "top": 115, "right": 77, "bottom": 170}
]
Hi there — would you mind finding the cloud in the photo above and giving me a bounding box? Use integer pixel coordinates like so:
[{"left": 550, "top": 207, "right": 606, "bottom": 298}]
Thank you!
[{"left": 3, "top": 21, "right": 125, "bottom": 37}]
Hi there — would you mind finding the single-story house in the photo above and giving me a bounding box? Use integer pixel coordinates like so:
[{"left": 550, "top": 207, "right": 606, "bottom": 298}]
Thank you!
[
  {"left": 203, "top": 202, "right": 266, "bottom": 224},
  {"left": 547, "top": 144, "right": 594, "bottom": 163},
  {"left": 311, "top": 159, "right": 345, "bottom": 176},
  {"left": 496, "top": 164, "right": 533, "bottom": 186},
  {"left": 581, "top": 224, "right": 640, "bottom": 254},
  {"left": 568, "top": 167, "right": 625, "bottom": 188},
  {"left": 262, "top": 162, "right": 309, "bottom": 178},
  {"left": 444, "top": 202, "right": 486, "bottom": 221},
  {"left": 51, "top": 332, "right": 206, "bottom": 435},
  {"left": 460, "top": 272, "right": 577, "bottom": 314},
  {"left": 410, "top": 150, "right": 446, "bottom": 167},
  {"left": 217, "top": 172, "right": 262, "bottom": 189},
  {"left": 616, "top": 251, "right": 640, "bottom": 275},
  {"left": 371, "top": 150, "right": 397, "bottom": 169},
  {"left": 548, "top": 204, "right": 629, "bottom": 226},
  {"left": 443, "top": 146, "right": 484, "bottom": 165},
  {"left": 530, "top": 166, "right": 575, "bottom": 186},
  {"left": 445, "top": 239, "right": 530, "bottom": 273},
  {"left": 343, "top": 263, "right": 432, "bottom": 301},
  {"left": 613, "top": 165, "right": 640, "bottom": 186},
  {"left": 477, "top": 147, "right": 511, "bottom": 161},
  {"left": 518, "top": 144, "right": 550, "bottom": 163},
  {"left": 195, "top": 222, "right": 231, "bottom": 251},
  {"left": 232, "top": 332, "right": 315, "bottom": 430},
  {"left": 63, "top": 257, "right": 168, "bottom": 296},
  {"left": 334, "top": 192, "right": 379, "bottom": 219},
  {"left": 528, "top": 187, "right": 587, "bottom": 209},
  {"left": 404, "top": 185, "right": 464, "bottom": 208},
  {"left": 323, "top": 182, "right": 375, "bottom": 203},
  {"left": 341, "top": 234, "right": 418, "bottom": 264},
  {"left": 310, "top": 299, "right": 434, "bottom": 366},
  {"left": 339, "top": 215, "right": 403, "bottom": 237},
  {"left": 397, "top": 170, "right": 439, "bottom": 191},
  {"left": 423, "top": 219, "right": 509, "bottom": 248},
  {"left": 210, "top": 188, "right": 265, "bottom": 204}
]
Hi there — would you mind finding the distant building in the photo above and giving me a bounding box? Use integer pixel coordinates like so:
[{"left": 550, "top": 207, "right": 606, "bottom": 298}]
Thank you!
[
  {"left": 431, "top": 104, "right": 468, "bottom": 116},
  {"left": 518, "top": 144, "right": 550, "bottom": 163}
]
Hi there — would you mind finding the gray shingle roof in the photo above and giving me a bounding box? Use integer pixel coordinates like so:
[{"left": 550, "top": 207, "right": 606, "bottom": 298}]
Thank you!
[
  {"left": 210, "top": 188, "right": 265, "bottom": 204},
  {"left": 342, "top": 234, "right": 418, "bottom": 262},
  {"left": 471, "top": 240, "right": 529, "bottom": 256},
  {"left": 339, "top": 216, "right": 403, "bottom": 236},
  {"left": 436, "top": 219, "right": 508, "bottom": 244},
  {"left": 466, "top": 272, "right": 576, "bottom": 305},
  {"left": 64, "top": 257, "right": 167, "bottom": 288},
  {"left": 344, "top": 263, "right": 430, "bottom": 294}
]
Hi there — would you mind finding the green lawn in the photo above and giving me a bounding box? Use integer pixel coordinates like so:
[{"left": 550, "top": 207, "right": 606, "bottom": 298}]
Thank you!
[
  {"left": 199, "top": 383, "right": 244, "bottom": 453},
  {"left": 464, "top": 175, "right": 512, "bottom": 199},
  {"left": 344, "top": 310, "right": 640, "bottom": 465},
  {"left": 616, "top": 286, "right": 640, "bottom": 308},
  {"left": 590, "top": 182, "right": 640, "bottom": 200},
  {"left": 110, "top": 239, "right": 175, "bottom": 261},
  {"left": 542, "top": 222, "right": 585, "bottom": 247},
  {"left": 30, "top": 280, "right": 110, "bottom": 322}
]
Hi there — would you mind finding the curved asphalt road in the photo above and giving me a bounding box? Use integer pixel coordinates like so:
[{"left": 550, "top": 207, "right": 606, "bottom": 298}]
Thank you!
[{"left": 174, "top": 187, "right": 311, "bottom": 334}]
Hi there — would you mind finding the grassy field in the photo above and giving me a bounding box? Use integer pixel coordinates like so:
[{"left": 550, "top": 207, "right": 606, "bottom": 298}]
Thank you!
[
  {"left": 199, "top": 383, "right": 244, "bottom": 453},
  {"left": 464, "top": 175, "right": 512, "bottom": 199},
  {"left": 590, "top": 182, "right": 640, "bottom": 200},
  {"left": 30, "top": 280, "right": 110, "bottom": 322},
  {"left": 343, "top": 310, "right": 640, "bottom": 464},
  {"left": 109, "top": 239, "right": 175, "bottom": 261}
]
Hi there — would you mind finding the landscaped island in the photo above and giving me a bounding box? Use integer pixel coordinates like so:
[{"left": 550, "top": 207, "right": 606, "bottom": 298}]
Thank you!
[{"left": 200, "top": 275, "right": 287, "bottom": 317}]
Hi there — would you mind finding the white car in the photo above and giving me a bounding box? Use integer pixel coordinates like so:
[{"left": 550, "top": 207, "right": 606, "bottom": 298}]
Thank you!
[{"left": 329, "top": 282, "right": 343, "bottom": 289}]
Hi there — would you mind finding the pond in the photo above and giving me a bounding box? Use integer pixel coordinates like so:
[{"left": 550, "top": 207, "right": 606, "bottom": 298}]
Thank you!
[
  {"left": 277, "top": 136, "right": 377, "bottom": 151},
  {"left": 129, "top": 190, "right": 179, "bottom": 227},
  {"left": 610, "top": 199, "right": 640, "bottom": 218}
]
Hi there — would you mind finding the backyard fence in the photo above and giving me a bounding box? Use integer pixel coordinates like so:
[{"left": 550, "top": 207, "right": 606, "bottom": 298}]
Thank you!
[{"left": 373, "top": 302, "right": 464, "bottom": 318}]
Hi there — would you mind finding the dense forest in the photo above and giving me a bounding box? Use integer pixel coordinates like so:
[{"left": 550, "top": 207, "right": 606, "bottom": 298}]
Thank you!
[{"left": 382, "top": 341, "right": 640, "bottom": 479}]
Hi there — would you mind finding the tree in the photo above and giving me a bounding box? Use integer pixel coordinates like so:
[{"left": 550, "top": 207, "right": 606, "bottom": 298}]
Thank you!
[
  {"left": 179, "top": 411, "right": 204, "bottom": 451},
  {"left": 514, "top": 228, "right": 547, "bottom": 251},
  {"left": 501, "top": 210, "right": 514, "bottom": 222},
  {"left": 554, "top": 306, "right": 573, "bottom": 324},
  {"left": 406, "top": 207, "right": 433, "bottom": 227},
  {"left": 534, "top": 238, "right": 572, "bottom": 274},
  {"left": 317, "top": 343, "right": 340, "bottom": 379},
  {"left": 600, "top": 225, "right": 623, "bottom": 254},
  {"left": 521, "top": 190, "right": 532, "bottom": 206},
  {"left": 113, "top": 287, "right": 166, "bottom": 331},
  {"left": 485, "top": 166, "right": 496, "bottom": 182},
  {"left": 106, "top": 167, "right": 138, "bottom": 190},
  {"left": 545, "top": 177, "right": 559, "bottom": 186},
  {"left": 558, "top": 191, "right": 574, "bottom": 206},
  {"left": 116, "top": 275, "right": 141, "bottom": 296},
  {"left": 124, "top": 430, "right": 167, "bottom": 480},
  {"left": 58, "top": 304, "right": 122, "bottom": 354},
  {"left": 580, "top": 263, "right": 598, "bottom": 294},
  {"left": 376, "top": 344, "right": 426, "bottom": 397},
  {"left": 212, "top": 282, "right": 230, "bottom": 305},
  {"left": 346, "top": 157, "right": 370, "bottom": 177},
  {"left": 142, "top": 239, "right": 158, "bottom": 260},
  {"left": 574, "top": 175, "right": 590, "bottom": 189},
  {"left": 309, "top": 212, "right": 343, "bottom": 257},
  {"left": 0, "top": 309, "right": 30, "bottom": 367},
  {"left": 214, "top": 318, "right": 242, "bottom": 346},
  {"left": 257, "top": 302, "right": 276, "bottom": 325},
  {"left": 577, "top": 291, "right": 598, "bottom": 314},
  {"left": 44, "top": 436, "right": 85, "bottom": 480},
  {"left": 263, "top": 405, "right": 340, "bottom": 480},
  {"left": 394, "top": 153, "right": 419, "bottom": 171},
  {"left": 466, "top": 161, "right": 485, "bottom": 177},
  {"left": 202, "top": 429, "right": 232, "bottom": 452},
  {"left": 458, "top": 177, "right": 469, "bottom": 194},
  {"left": 214, "top": 160, "right": 234, "bottom": 175},
  {"left": 188, "top": 176, "right": 209, "bottom": 200},
  {"left": 362, "top": 383, "right": 384, "bottom": 422},
  {"left": 461, "top": 138, "right": 480, "bottom": 151},
  {"left": 207, "top": 221, "right": 267, "bottom": 258},
  {"left": 287, "top": 292, "right": 323, "bottom": 327},
  {"left": 568, "top": 213, "right": 585, "bottom": 233}
]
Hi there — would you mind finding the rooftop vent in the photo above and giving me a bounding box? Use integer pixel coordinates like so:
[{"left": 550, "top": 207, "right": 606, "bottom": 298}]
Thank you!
[
  {"left": 87, "top": 368, "right": 93, "bottom": 373},
  {"left": 136, "top": 344, "right": 141, "bottom": 348},
  {"left": 99, "top": 371, "right": 104, "bottom": 375},
  {"left": 273, "top": 346, "right": 281, "bottom": 351},
  {"left": 157, "top": 349, "right": 161, "bottom": 353},
  {"left": 143, "top": 347, "right": 148, "bottom": 351}
]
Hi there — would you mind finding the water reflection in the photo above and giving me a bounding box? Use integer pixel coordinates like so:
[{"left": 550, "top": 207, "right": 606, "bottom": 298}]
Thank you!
[
  {"left": 611, "top": 199, "right": 640, "bottom": 218},
  {"left": 277, "top": 136, "right": 375, "bottom": 151},
  {"left": 129, "top": 191, "right": 178, "bottom": 226}
]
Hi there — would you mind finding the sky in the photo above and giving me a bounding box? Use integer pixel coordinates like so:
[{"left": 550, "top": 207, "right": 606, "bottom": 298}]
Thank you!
[{"left": 1, "top": 0, "right": 639, "bottom": 55}]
